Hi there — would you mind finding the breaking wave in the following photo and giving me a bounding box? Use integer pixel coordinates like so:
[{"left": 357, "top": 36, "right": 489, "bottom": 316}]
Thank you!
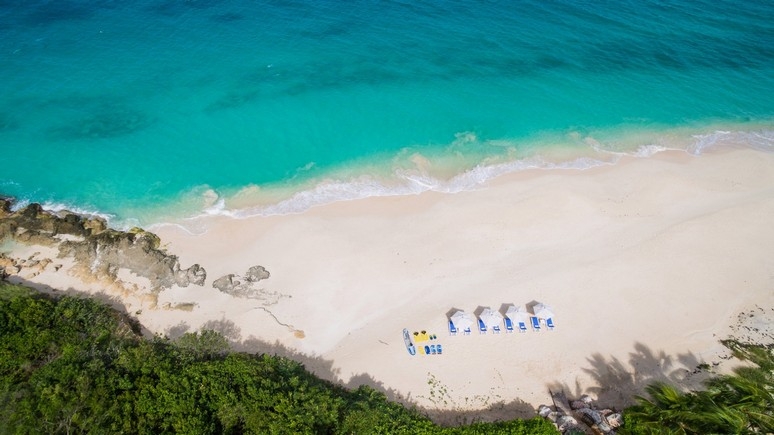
[{"left": 176, "top": 126, "right": 773, "bottom": 221}]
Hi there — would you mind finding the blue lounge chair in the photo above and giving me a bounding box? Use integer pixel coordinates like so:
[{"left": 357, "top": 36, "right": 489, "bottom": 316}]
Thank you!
[
  {"left": 424, "top": 345, "right": 431, "bottom": 355},
  {"left": 448, "top": 319, "right": 458, "bottom": 336},
  {"left": 530, "top": 316, "right": 541, "bottom": 332},
  {"left": 437, "top": 344, "right": 443, "bottom": 354},
  {"left": 463, "top": 327, "right": 471, "bottom": 335},
  {"left": 430, "top": 345, "right": 437, "bottom": 354},
  {"left": 478, "top": 318, "right": 487, "bottom": 334},
  {"left": 518, "top": 321, "right": 528, "bottom": 333},
  {"left": 546, "top": 318, "right": 555, "bottom": 330},
  {"left": 492, "top": 324, "right": 501, "bottom": 334},
  {"left": 504, "top": 317, "right": 514, "bottom": 333}
]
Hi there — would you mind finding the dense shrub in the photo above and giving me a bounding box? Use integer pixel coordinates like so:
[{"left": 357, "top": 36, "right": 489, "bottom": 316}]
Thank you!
[
  {"left": 620, "top": 341, "right": 774, "bottom": 435},
  {"left": 0, "top": 288, "right": 556, "bottom": 434}
]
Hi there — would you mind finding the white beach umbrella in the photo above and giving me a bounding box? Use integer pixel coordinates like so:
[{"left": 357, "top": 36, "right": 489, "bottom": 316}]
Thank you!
[
  {"left": 479, "top": 307, "right": 504, "bottom": 329},
  {"left": 450, "top": 310, "right": 475, "bottom": 331},
  {"left": 533, "top": 303, "right": 554, "bottom": 320},
  {"left": 505, "top": 305, "right": 529, "bottom": 323}
]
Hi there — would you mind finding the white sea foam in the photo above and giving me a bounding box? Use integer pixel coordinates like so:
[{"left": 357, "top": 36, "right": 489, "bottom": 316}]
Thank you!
[
  {"left": 632, "top": 144, "right": 671, "bottom": 157},
  {"left": 213, "top": 155, "right": 623, "bottom": 219},
  {"left": 688, "top": 129, "right": 774, "bottom": 154},
  {"left": 8, "top": 198, "right": 115, "bottom": 224},
  {"left": 200, "top": 127, "right": 773, "bottom": 220},
  {"left": 18, "top": 125, "right": 772, "bottom": 230},
  {"left": 200, "top": 189, "right": 228, "bottom": 216}
]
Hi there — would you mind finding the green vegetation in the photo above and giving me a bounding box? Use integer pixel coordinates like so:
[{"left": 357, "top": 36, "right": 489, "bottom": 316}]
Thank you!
[
  {"left": 0, "top": 289, "right": 557, "bottom": 434},
  {"left": 620, "top": 340, "right": 774, "bottom": 434}
]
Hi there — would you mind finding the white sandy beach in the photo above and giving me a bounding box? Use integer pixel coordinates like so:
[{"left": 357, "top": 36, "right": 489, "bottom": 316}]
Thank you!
[{"left": 6, "top": 147, "right": 774, "bottom": 420}]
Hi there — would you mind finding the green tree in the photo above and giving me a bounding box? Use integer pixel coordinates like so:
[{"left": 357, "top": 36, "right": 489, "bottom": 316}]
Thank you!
[
  {"left": 621, "top": 341, "right": 774, "bottom": 434},
  {"left": 0, "top": 290, "right": 561, "bottom": 434}
]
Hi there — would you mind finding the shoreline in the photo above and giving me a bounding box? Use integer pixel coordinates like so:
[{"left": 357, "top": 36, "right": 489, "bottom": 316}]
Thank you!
[
  {"left": 4, "top": 124, "right": 772, "bottom": 231},
  {"left": 151, "top": 125, "right": 774, "bottom": 227},
  {"left": 2, "top": 146, "right": 774, "bottom": 421}
]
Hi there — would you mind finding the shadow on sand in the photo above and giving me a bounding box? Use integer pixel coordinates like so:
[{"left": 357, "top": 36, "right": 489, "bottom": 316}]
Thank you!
[
  {"left": 547, "top": 342, "right": 720, "bottom": 410},
  {"left": 157, "top": 316, "right": 536, "bottom": 426},
  {"left": 6, "top": 276, "right": 726, "bottom": 425}
]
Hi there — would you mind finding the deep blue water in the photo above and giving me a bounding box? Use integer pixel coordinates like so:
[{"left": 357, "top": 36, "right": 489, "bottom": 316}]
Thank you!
[{"left": 1, "top": 0, "right": 773, "bottom": 226}]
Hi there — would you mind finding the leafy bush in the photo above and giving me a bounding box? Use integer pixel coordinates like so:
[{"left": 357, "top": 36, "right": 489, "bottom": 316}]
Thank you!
[
  {"left": 0, "top": 291, "right": 557, "bottom": 434},
  {"left": 620, "top": 340, "right": 774, "bottom": 435}
]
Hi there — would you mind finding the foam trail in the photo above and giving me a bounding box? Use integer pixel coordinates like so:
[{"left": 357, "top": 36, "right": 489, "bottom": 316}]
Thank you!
[
  {"left": 196, "top": 128, "right": 774, "bottom": 221},
  {"left": 7, "top": 198, "right": 115, "bottom": 224},
  {"left": 224, "top": 154, "right": 622, "bottom": 218},
  {"left": 689, "top": 130, "right": 774, "bottom": 155}
]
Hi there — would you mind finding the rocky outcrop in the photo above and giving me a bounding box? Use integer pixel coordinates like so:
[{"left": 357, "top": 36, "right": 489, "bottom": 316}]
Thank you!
[
  {"left": 0, "top": 200, "right": 107, "bottom": 239},
  {"left": 540, "top": 393, "right": 622, "bottom": 434},
  {"left": 212, "top": 265, "right": 288, "bottom": 304},
  {"left": 0, "top": 197, "right": 205, "bottom": 292},
  {"left": 211, "top": 266, "right": 271, "bottom": 295},
  {"left": 0, "top": 253, "right": 59, "bottom": 280},
  {"left": 244, "top": 265, "right": 270, "bottom": 282},
  {"left": 212, "top": 265, "right": 271, "bottom": 298}
]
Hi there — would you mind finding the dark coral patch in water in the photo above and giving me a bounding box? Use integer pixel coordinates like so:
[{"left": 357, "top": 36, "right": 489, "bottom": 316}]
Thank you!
[
  {"left": 210, "top": 12, "right": 243, "bottom": 23},
  {"left": 48, "top": 105, "right": 153, "bottom": 140},
  {"left": 147, "top": 0, "right": 224, "bottom": 16},
  {"left": 0, "top": 113, "right": 19, "bottom": 133},
  {"left": 23, "top": 1, "right": 95, "bottom": 25}
]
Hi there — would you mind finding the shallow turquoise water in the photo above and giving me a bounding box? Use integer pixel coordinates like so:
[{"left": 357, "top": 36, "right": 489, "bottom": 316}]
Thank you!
[{"left": 1, "top": 0, "right": 773, "bottom": 226}]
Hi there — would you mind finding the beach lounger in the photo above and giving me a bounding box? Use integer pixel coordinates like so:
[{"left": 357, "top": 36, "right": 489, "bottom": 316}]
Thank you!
[
  {"left": 463, "top": 327, "right": 471, "bottom": 335},
  {"left": 504, "top": 317, "right": 514, "bottom": 333},
  {"left": 478, "top": 318, "right": 487, "bottom": 334},
  {"left": 448, "top": 319, "right": 458, "bottom": 336},
  {"left": 518, "top": 321, "right": 528, "bottom": 333},
  {"left": 492, "top": 324, "right": 501, "bottom": 334},
  {"left": 430, "top": 345, "right": 437, "bottom": 354},
  {"left": 546, "top": 318, "right": 555, "bottom": 330},
  {"left": 530, "top": 316, "right": 541, "bottom": 332},
  {"left": 424, "top": 345, "right": 431, "bottom": 355},
  {"left": 437, "top": 344, "right": 443, "bottom": 354}
]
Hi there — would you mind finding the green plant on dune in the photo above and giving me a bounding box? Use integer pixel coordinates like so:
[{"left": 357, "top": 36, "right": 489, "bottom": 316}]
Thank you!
[
  {"left": 620, "top": 340, "right": 774, "bottom": 435},
  {"left": 0, "top": 287, "right": 558, "bottom": 434}
]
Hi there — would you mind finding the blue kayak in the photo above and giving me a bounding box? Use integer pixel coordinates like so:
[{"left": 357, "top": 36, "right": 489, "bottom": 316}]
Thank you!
[{"left": 403, "top": 328, "right": 416, "bottom": 356}]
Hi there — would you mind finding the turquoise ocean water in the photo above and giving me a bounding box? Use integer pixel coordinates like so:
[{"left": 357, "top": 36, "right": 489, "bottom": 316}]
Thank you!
[{"left": 1, "top": 0, "right": 773, "bottom": 228}]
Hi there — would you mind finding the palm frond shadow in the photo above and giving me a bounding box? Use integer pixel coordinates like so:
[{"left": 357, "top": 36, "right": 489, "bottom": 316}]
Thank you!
[{"left": 547, "top": 341, "right": 715, "bottom": 409}]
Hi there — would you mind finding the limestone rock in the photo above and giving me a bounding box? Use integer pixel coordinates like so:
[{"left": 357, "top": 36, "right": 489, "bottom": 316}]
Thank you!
[
  {"left": 213, "top": 274, "right": 237, "bottom": 293},
  {"left": 0, "top": 197, "right": 12, "bottom": 217},
  {"left": 571, "top": 400, "right": 589, "bottom": 410},
  {"left": 0, "top": 197, "right": 206, "bottom": 292},
  {"left": 537, "top": 405, "right": 553, "bottom": 418},
  {"left": 576, "top": 408, "right": 604, "bottom": 426},
  {"left": 176, "top": 263, "right": 207, "bottom": 287},
  {"left": 556, "top": 415, "right": 579, "bottom": 432},
  {"left": 245, "top": 265, "right": 270, "bottom": 282},
  {"left": 606, "top": 413, "right": 623, "bottom": 428}
]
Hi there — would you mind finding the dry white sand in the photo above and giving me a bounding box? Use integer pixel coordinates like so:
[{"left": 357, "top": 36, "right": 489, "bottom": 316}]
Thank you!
[{"left": 6, "top": 147, "right": 774, "bottom": 421}]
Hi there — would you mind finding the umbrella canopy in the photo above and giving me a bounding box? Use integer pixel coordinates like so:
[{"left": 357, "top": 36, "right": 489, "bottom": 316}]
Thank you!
[
  {"left": 505, "top": 305, "right": 530, "bottom": 324},
  {"left": 533, "top": 303, "right": 554, "bottom": 320},
  {"left": 450, "top": 310, "right": 475, "bottom": 330},
  {"left": 479, "top": 307, "right": 504, "bottom": 329}
]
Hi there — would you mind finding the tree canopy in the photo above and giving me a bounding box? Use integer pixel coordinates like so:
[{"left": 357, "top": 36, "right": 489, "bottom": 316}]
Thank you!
[
  {"left": 0, "top": 284, "right": 557, "bottom": 434},
  {"left": 620, "top": 340, "right": 774, "bottom": 435}
]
